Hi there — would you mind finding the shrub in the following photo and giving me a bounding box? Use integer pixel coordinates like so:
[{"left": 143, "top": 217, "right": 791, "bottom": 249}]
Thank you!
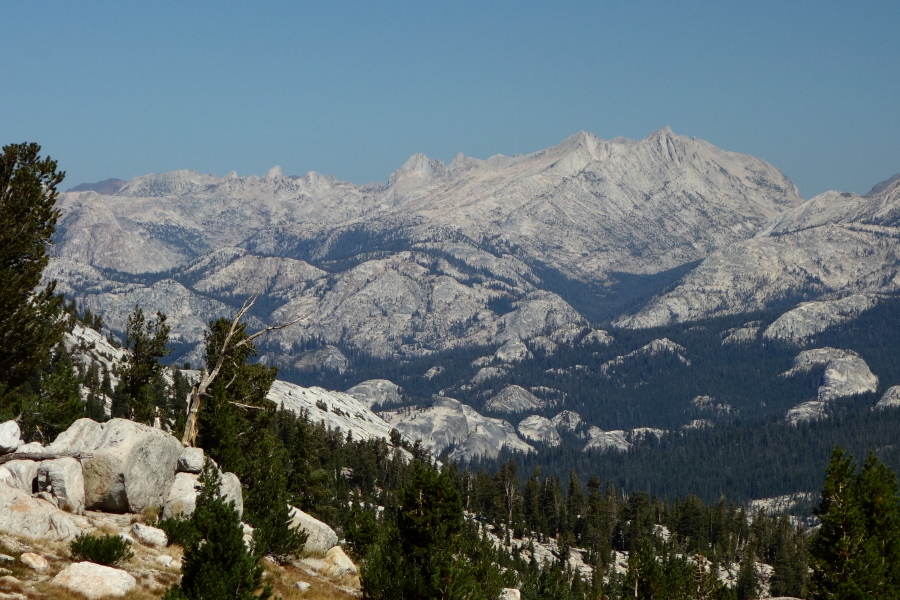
[
  {"left": 69, "top": 533, "right": 134, "bottom": 566},
  {"left": 155, "top": 515, "right": 197, "bottom": 548}
]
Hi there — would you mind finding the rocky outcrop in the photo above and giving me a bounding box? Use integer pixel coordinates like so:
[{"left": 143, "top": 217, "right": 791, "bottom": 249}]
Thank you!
[
  {"left": 51, "top": 562, "right": 137, "bottom": 599},
  {"left": 581, "top": 329, "right": 614, "bottom": 346},
  {"left": 618, "top": 183, "right": 900, "bottom": 328},
  {"left": 0, "top": 481, "right": 86, "bottom": 541},
  {"left": 495, "top": 340, "right": 533, "bottom": 363},
  {"left": 20, "top": 552, "right": 50, "bottom": 571},
  {"left": 485, "top": 385, "right": 545, "bottom": 413},
  {"left": 763, "top": 295, "right": 880, "bottom": 345},
  {"left": 270, "top": 380, "right": 397, "bottom": 444},
  {"left": 782, "top": 348, "right": 878, "bottom": 402},
  {"left": 691, "top": 395, "right": 732, "bottom": 414},
  {"left": 288, "top": 506, "right": 339, "bottom": 555},
  {"left": 583, "top": 428, "right": 631, "bottom": 453},
  {"left": 875, "top": 386, "right": 900, "bottom": 409},
  {"left": 322, "top": 545, "right": 358, "bottom": 580},
  {"left": 786, "top": 401, "right": 826, "bottom": 424},
  {"left": 550, "top": 412, "right": 582, "bottom": 437},
  {"left": 0, "top": 460, "right": 39, "bottom": 493},
  {"left": 600, "top": 338, "right": 690, "bottom": 375},
  {"left": 292, "top": 346, "right": 349, "bottom": 373},
  {"left": 345, "top": 379, "right": 405, "bottom": 409},
  {"left": 517, "top": 416, "right": 561, "bottom": 447},
  {"left": 46, "top": 418, "right": 182, "bottom": 513},
  {"left": 36, "top": 458, "right": 85, "bottom": 514},
  {"left": 583, "top": 426, "right": 667, "bottom": 453},
  {"left": 381, "top": 398, "right": 533, "bottom": 461},
  {"left": 722, "top": 323, "right": 760, "bottom": 345},
  {"left": 471, "top": 366, "right": 511, "bottom": 385}
]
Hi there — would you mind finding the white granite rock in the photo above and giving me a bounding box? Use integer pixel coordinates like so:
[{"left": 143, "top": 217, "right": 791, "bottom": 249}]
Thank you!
[
  {"left": 876, "top": 385, "right": 900, "bottom": 409},
  {"left": 583, "top": 428, "right": 631, "bottom": 453},
  {"left": 156, "top": 554, "right": 174, "bottom": 567},
  {"left": 51, "top": 562, "right": 137, "bottom": 599},
  {"left": 763, "top": 294, "right": 880, "bottom": 345},
  {"left": 36, "top": 457, "right": 85, "bottom": 515},
  {"left": 551, "top": 410, "right": 583, "bottom": 433},
  {"left": 0, "top": 421, "right": 21, "bottom": 454},
  {"left": 486, "top": 385, "right": 544, "bottom": 413},
  {"left": 500, "top": 589, "right": 522, "bottom": 600},
  {"left": 0, "top": 482, "right": 85, "bottom": 541},
  {"left": 381, "top": 397, "right": 533, "bottom": 461},
  {"left": 786, "top": 400, "right": 827, "bottom": 424},
  {"left": 517, "top": 416, "right": 561, "bottom": 447},
  {"left": 288, "top": 506, "right": 338, "bottom": 555},
  {"left": 132, "top": 523, "right": 168, "bottom": 547},
  {"left": 322, "top": 545, "right": 358, "bottom": 580},
  {"left": 345, "top": 379, "right": 404, "bottom": 409},
  {"left": 494, "top": 340, "right": 533, "bottom": 363},
  {"left": 176, "top": 447, "right": 205, "bottom": 473},
  {"left": 19, "top": 552, "right": 49, "bottom": 571},
  {"left": 14, "top": 441, "right": 44, "bottom": 453},
  {"left": 0, "top": 460, "right": 38, "bottom": 493},
  {"left": 46, "top": 418, "right": 182, "bottom": 513},
  {"left": 782, "top": 348, "right": 878, "bottom": 402}
]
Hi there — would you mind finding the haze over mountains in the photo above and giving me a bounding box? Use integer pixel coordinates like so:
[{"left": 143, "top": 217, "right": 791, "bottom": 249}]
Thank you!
[{"left": 51, "top": 127, "right": 807, "bottom": 361}]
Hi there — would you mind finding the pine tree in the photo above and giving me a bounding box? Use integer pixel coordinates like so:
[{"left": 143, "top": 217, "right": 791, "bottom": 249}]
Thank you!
[
  {"left": 164, "top": 460, "right": 272, "bottom": 600},
  {"left": 114, "top": 306, "right": 171, "bottom": 424},
  {"left": 809, "top": 446, "right": 900, "bottom": 599},
  {"left": 20, "top": 348, "right": 85, "bottom": 442},
  {"left": 242, "top": 431, "right": 306, "bottom": 562},
  {"left": 0, "top": 142, "right": 67, "bottom": 415}
]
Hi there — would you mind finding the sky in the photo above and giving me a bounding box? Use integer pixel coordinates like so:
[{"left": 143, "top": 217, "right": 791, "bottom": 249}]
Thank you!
[{"left": 2, "top": 1, "right": 898, "bottom": 198}]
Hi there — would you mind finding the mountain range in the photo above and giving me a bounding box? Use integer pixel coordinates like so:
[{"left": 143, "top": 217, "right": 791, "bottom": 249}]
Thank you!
[{"left": 48, "top": 128, "right": 900, "bottom": 499}]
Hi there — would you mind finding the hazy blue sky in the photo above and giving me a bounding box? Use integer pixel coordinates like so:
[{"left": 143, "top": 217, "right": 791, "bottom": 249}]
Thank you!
[{"left": 2, "top": 1, "right": 898, "bottom": 197}]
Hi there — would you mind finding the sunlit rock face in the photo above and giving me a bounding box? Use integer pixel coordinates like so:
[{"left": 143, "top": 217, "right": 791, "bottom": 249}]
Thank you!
[
  {"left": 51, "top": 128, "right": 801, "bottom": 364},
  {"left": 380, "top": 398, "right": 533, "bottom": 461},
  {"left": 618, "top": 181, "right": 900, "bottom": 328}
]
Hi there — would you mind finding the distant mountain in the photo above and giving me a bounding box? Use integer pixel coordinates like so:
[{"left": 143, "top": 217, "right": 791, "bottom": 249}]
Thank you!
[
  {"left": 66, "top": 178, "right": 127, "bottom": 195},
  {"left": 866, "top": 173, "right": 900, "bottom": 197},
  {"left": 616, "top": 178, "right": 900, "bottom": 328},
  {"left": 49, "top": 128, "right": 801, "bottom": 365}
]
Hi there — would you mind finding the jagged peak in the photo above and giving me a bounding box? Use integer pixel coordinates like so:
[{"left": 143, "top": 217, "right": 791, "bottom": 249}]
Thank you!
[
  {"left": 648, "top": 125, "right": 677, "bottom": 139},
  {"left": 448, "top": 152, "right": 483, "bottom": 172},
  {"left": 388, "top": 153, "right": 447, "bottom": 186},
  {"left": 264, "top": 165, "right": 284, "bottom": 180}
]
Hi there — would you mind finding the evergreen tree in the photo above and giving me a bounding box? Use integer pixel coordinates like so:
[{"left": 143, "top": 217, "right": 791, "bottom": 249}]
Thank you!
[
  {"left": 0, "top": 142, "right": 66, "bottom": 415},
  {"left": 242, "top": 431, "right": 307, "bottom": 563},
  {"left": 20, "top": 348, "right": 84, "bottom": 442},
  {"left": 809, "top": 446, "right": 900, "bottom": 599},
  {"left": 113, "top": 306, "right": 171, "bottom": 424},
  {"left": 362, "top": 459, "right": 509, "bottom": 600},
  {"left": 164, "top": 460, "right": 272, "bottom": 600},
  {"left": 734, "top": 548, "right": 758, "bottom": 600}
]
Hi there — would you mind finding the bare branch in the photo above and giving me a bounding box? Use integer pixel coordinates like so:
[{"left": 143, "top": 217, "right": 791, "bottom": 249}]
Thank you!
[
  {"left": 180, "top": 295, "right": 310, "bottom": 447},
  {"left": 0, "top": 452, "right": 94, "bottom": 466},
  {"left": 228, "top": 401, "right": 269, "bottom": 411}
]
